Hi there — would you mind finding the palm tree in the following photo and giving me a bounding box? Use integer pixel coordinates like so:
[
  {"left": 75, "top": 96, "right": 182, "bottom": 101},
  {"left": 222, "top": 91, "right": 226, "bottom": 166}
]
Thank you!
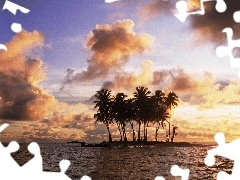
[
  {"left": 94, "top": 88, "right": 114, "bottom": 142},
  {"left": 112, "top": 93, "right": 128, "bottom": 141},
  {"left": 133, "top": 86, "right": 151, "bottom": 142},
  {"left": 154, "top": 90, "right": 166, "bottom": 105},
  {"left": 165, "top": 92, "right": 179, "bottom": 142},
  {"left": 151, "top": 90, "right": 169, "bottom": 141},
  {"left": 125, "top": 98, "right": 136, "bottom": 142},
  {"left": 155, "top": 107, "right": 169, "bottom": 141}
]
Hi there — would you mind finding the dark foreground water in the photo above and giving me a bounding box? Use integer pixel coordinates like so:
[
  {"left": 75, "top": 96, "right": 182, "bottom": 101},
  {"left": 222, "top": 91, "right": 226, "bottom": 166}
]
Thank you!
[{"left": 11, "top": 143, "right": 233, "bottom": 180}]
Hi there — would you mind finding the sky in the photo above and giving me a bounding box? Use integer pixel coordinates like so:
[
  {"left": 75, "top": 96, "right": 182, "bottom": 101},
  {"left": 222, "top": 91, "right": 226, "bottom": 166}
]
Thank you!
[{"left": 1, "top": 0, "right": 240, "bottom": 143}]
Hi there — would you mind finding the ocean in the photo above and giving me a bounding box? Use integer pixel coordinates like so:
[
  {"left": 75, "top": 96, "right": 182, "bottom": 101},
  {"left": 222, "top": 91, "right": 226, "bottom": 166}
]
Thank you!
[{"left": 11, "top": 143, "right": 233, "bottom": 180}]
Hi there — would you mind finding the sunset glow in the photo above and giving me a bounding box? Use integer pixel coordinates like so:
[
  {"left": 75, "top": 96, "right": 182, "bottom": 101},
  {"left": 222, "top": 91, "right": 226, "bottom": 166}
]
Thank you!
[{"left": 1, "top": 0, "right": 240, "bottom": 144}]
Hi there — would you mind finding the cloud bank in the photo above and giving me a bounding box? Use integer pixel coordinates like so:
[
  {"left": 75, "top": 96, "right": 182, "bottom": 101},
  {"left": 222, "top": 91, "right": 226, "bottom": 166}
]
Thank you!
[
  {"left": 0, "top": 30, "right": 60, "bottom": 120},
  {"left": 0, "top": 31, "right": 93, "bottom": 128},
  {"left": 0, "top": 30, "right": 108, "bottom": 142}
]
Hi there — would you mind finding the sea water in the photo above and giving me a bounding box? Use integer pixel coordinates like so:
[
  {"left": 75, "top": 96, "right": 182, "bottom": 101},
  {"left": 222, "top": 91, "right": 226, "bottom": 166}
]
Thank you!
[{"left": 11, "top": 143, "right": 233, "bottom": 180}]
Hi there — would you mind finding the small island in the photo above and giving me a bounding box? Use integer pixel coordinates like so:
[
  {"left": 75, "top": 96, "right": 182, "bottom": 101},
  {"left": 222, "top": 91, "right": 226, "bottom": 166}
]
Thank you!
[
  {"left": 67, "top": 140, "right": 209, "bottom": 148},
  {"left": 68, "top": 86, "right": 211, "bottom": 148},
  {"left": 92, "top": 86, "right": 183, "bottom": 145}
]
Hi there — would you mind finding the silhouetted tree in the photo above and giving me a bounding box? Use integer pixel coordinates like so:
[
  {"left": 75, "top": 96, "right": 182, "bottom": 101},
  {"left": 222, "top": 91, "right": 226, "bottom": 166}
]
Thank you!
[
  {"left": 125, "top": 98, "right": 136, "bottom": 142},
  {"left": 133, "top": 86, "right": 151, "bottom": 142},
  {"left": 93, "top": 87, "right": 179, "bottom": 143},
  {"left": 165, "top": 92, "right": 179, "bottom": 142},
  {"left": 151, "top": 90, "right": 169, "bottom": 141},
  {"left": 112, "top": 93, "right": 128, "bottom": 141},
  {"left": 94, "top": 89, "right": 113, "bottom": 142}
]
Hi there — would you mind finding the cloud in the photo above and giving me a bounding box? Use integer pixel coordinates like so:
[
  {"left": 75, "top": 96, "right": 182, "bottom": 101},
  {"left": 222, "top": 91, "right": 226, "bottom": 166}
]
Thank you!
[
  {"left": 172, "top": 107, "right": 240, "bottom": 142},
  {"left": 95, "top": 62, "right": 217, "bottom": 101},
  {"left": 110, "top": 60, "right": 154, "bottom": 91},
  {"left": 94, "top": 64, "right": 240, "bottom": 110},
  {"left": 200, "top": 81, "right": 240, "bottom": 109},
  {"left": 0, "top": 121, "right": 87, "bottom": 143},
  {"left": 136, "top": 0, "right": 175, "bottom": 21},
  {"left": 169, "top": 68, "right": 216, "bottom": 94},
  {"left": 152, "top": 69, "right": 173, "bottom": 86},
  {"left": 0, "top": 30, "right": 100, "bottom": 142},
  {"left": 188, "top": 0, "right": 240, "bottom": 46},
  {"left": 0, "top": 30, "right": 94, "bottom": 126},
  {"left": 1, "top": 30, "right": 44, "bottom": 80},
  {"left": 0, "top": 30, "right": 61, "bottom": 120},
  {"left": 65, "top": 19, "right": 155, "bottom": 82},
  {"left": 59, "top": 68, "right": 74, "bottom": 91},
  {"left": 165, "top": 68, "right": 240, "bottom": 109},
  {"left": 135, "top": 0, "right": 240, "bottom": 47},
  {"left": 0, "top": 101, "right": 95, "bottom": 142},
  {"left": 92, "top": 60, "right": 175, "bottom": 97},
  {"left": 45, "top": 103, "right": 95, "bottom": 129}
]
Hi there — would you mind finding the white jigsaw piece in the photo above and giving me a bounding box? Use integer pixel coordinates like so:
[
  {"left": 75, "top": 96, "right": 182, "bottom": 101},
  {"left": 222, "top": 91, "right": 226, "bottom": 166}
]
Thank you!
[
  {"left": 175, "top": 0, "right": 240, "bottom": 78},
  {"left": 0, "top": 141, "right": 21, "bottom": 178},
  {"left": 175, "top": 0, "right": 227, "bottom": 22},
  {"left": 0, "top": 123, "right": 92, "bottom": 180},
  {"left": 155, "top": 165, "right": 190, "bottom": 180},
  {"left": 0, "top": 123, "right": 21, "bottom": 178},
  {"left": 216, "top": 28, "right": 240, "bottom": 75},
  {"left": 2, "top": 0, "right": 30, "bottom": 33},
  {"left": 205, "top": 132, "right": 240, "bottom": 180},
  {"left": 20, "top": 142, "right": 43, "bottom": 174},
  {"left": 215, "top": 11, "right": 240, "bottom": 78},
  {"left": 2, "top": 0, "right": 30, "bottom": 15}
]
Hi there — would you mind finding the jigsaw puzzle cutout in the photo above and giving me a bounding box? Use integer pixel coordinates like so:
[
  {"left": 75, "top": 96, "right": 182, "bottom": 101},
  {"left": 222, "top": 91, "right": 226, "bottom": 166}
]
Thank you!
[
  {"left": 2, "top": 0, "right": 30, "bottom": 15},
  {"left": 175, "top": 0, "right": 227, "bottom": 22},
  {"left": 155, "top": 165, "right": 190, "bottom": 180},
  {"left": 0, "top": 0, "right": 30, "bottom": 51},
  {"left": 205, "top": 132, "right": 240, "bottom": 180},
  {"left": 215, "top": 12, "right": 240, "bottom": 78},
  {"left": 175, "top": 0, "right": 240, "bottom": 78},
  {"left": 215, "top": 28, "right": 240, "bottom": 76},
  {"left": 0, "top": 123, "right": 92, "bottom": 180}
]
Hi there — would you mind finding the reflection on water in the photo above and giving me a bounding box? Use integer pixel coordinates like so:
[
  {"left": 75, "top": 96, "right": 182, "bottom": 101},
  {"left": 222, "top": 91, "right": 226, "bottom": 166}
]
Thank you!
[{"left": 11, "top": 144, "right": 233, "bottom": 180}]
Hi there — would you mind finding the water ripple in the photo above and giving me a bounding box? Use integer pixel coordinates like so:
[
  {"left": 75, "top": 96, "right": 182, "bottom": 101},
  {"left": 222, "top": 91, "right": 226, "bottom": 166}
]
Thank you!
[{"left": 11, "top": 144, "right": 233, "bottom": 180}]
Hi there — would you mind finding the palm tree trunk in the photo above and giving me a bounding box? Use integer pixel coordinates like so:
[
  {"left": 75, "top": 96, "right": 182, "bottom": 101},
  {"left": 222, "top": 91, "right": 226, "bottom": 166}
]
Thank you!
[
  {"left": 123, "top": 125, "right": 127, "bottom": 142},
  {"left": 168, "top": 121, "right": 170, "bottom": 142},
  {"left": 131, "top": 122, "right": 135, "bottom": 142},
  {"left": 117, "top": 123, "right": 122, "bottom": 141},
  {"left": 169, "top": 107, "right": 172, "bottom": 143},
  {"left": 145, "top": 126, "right": 148, "bottom": 142},
  {"left": 143, "top": 122, "right": 146, "bottom": 141},
  {"left": 138, "top": 121, "right": 141, "bottom": 141},
  {"left": 171, "top": 126, "right": 177, "bottom": 142},
  {"left": 155, "top": 128, "right": 158, "bottom": 141},
  {"left": 145, "top": 123, "right": 148, "bottom": 142},
  {"left": 106, "top": 125, "right": 112, "bottom": 142},
  {"left": 171, "top": 126, "right": 173, "bottom": 142}
]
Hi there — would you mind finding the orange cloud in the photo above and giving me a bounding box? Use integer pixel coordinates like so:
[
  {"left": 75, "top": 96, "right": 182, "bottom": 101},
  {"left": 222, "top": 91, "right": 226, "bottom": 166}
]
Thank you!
[
  {"left": 67, "top": 19, "right": 155, "bottom": 82},
  {"left": 200, "top": 81, "right": 240, "bottom": 109},
  {"left": 136, "top": 0, "right": 174, "bottom": 21},
  {"left": 0, "top": 30, "right": 57, "bottom": 120},
  {"left": 0, "top": 31, "right": 91, "bottom": 123},
  {"left": 169, "top": 68, "right": 215, "bottom": 94},
  {"left": 111, "top": 60, "right": 154, "bottom": 92}
]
